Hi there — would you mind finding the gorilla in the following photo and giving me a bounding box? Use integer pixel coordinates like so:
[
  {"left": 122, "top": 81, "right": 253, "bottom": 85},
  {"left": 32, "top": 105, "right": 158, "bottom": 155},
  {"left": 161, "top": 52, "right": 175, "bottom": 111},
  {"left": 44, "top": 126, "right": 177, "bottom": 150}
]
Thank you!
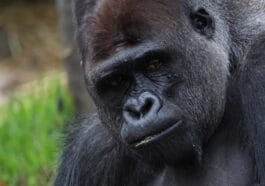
[{"left": 55, "top": 0, "right": 265, "bottom": 185}]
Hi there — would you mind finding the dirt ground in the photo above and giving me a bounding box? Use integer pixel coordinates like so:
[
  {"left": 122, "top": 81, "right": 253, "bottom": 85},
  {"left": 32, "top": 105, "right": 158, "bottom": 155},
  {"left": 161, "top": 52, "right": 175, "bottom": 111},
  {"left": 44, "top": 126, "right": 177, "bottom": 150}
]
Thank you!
[{"left": 0, "top": 3, "right": 64, "bottom": 103}]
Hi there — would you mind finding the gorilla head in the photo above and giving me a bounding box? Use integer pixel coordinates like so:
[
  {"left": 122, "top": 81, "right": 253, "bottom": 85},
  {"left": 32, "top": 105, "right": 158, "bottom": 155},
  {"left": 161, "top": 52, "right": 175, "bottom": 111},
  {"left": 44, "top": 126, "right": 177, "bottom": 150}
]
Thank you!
[{"left": 76, "top": 0, "right": 230, "bottom": 166}]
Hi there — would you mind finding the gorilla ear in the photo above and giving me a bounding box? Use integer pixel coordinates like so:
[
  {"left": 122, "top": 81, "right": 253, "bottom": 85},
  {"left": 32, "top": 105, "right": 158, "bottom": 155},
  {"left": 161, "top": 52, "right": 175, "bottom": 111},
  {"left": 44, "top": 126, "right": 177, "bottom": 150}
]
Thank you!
[{"left": 190, "top": 7, "right": 215, "bottom": 38}]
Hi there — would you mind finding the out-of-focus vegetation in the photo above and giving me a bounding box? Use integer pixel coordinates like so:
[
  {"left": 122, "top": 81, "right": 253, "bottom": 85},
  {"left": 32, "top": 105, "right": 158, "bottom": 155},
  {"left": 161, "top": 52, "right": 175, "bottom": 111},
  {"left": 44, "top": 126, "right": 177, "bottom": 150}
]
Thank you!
[
  {"left": 0, "top": 0, "right": 54, "bottom": 6},
  {"left": 0, "top": 2, "right": 89, "bottom": 185},
  {"left": 0, "top": 4, "right": 63, "bottom": 103},
  {"left": 0, "top": 4, "right": 61, "bottom": 70},
  {"left": 0, "top": 74, "right": 75, "bottom": 186}
]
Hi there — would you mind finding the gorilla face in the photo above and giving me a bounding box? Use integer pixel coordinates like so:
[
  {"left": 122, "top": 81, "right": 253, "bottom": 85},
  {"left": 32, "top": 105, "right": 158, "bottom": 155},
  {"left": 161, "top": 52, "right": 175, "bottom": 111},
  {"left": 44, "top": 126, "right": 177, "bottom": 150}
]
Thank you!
[{"left": 79, "top": 0, "right": 230, "bottom": 165}]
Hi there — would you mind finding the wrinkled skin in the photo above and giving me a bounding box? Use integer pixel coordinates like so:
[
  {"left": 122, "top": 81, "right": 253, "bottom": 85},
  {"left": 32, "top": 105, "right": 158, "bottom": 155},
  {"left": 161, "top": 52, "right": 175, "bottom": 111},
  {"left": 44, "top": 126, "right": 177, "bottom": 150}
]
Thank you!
[{"left": 55, "top": 0, "right": 265, "bottom": 185}]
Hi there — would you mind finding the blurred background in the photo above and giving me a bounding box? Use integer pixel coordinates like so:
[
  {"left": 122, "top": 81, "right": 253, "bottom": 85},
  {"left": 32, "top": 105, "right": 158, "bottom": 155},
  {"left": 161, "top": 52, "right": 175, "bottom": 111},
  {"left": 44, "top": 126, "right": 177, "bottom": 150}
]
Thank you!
[{"left": 0, "top": 0, "right": 95, "bottom": 185}]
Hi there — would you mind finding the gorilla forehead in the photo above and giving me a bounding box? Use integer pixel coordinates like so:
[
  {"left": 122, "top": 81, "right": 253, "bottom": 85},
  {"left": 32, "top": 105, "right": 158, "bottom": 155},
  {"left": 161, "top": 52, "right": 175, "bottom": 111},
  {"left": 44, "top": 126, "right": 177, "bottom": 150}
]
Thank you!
[
  {"left": 82, "top": 0, "right": 184, "bottom": 62},
  {"left": 76, "top": 0, "right": 231, "bottom": 79}
]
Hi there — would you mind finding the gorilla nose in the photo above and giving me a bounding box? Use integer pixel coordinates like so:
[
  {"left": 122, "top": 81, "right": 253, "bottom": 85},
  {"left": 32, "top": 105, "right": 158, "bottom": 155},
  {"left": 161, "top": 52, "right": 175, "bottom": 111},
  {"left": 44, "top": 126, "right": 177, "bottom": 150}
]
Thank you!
[{"left": 123, "top": 92, "right": 161, "bottom": 124}]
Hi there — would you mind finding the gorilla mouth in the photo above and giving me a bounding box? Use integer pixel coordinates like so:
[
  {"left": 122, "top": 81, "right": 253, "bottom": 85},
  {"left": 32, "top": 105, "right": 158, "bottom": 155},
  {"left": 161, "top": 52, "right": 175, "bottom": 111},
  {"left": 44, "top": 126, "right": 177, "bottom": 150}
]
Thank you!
[{"left": 133, "top": 120, "right": 183, "bottom": 148}]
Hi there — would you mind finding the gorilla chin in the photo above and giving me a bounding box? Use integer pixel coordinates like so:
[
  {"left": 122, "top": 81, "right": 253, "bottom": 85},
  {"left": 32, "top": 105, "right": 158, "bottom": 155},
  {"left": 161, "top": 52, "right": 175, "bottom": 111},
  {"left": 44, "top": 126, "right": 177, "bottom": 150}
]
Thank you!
[{"left": 126, "top": 120, "right": 203, "bottom": 167}]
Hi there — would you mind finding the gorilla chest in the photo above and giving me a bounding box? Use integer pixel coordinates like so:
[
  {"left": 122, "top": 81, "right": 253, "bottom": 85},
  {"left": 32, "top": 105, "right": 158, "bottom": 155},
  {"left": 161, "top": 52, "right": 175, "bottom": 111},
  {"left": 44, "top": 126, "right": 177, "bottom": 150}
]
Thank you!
[{"left": 148, "top": 151, "right": 253, "bottom": 186}]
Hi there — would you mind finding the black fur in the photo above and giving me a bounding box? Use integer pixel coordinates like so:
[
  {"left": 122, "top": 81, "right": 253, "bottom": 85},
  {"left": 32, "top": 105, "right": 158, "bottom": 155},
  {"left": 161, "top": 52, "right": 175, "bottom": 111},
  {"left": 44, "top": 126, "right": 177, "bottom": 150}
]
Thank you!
[
  {"left": 55, "top": 0, "right": 265, "bottom": 185},
  {"left": 239, "top": 34, "right": 265, "bottom": 183}
]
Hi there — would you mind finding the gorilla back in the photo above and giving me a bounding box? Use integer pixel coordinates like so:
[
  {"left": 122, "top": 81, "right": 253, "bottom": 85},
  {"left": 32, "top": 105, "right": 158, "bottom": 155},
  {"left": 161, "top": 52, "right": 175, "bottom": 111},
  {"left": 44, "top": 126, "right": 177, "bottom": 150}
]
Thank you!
[{"left": 55, "top": 0, "right": 265, "bottom": 185}]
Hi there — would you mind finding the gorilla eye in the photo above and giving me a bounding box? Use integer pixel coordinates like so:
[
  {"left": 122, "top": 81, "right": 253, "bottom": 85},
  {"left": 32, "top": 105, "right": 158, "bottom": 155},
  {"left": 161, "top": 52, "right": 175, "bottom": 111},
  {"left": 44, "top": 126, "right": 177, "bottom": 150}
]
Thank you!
[
  {"left": 190, "top": 8, "right": 215, "bottom": 38},
  {"left": 110, "top": 75, "right": 124, "bottom": 87},
  {"left": 96, "top": 73, "right": 130, "bottom": 94},
  {"left": 145, "top": 59, "right": 162, "bottom": 73}
]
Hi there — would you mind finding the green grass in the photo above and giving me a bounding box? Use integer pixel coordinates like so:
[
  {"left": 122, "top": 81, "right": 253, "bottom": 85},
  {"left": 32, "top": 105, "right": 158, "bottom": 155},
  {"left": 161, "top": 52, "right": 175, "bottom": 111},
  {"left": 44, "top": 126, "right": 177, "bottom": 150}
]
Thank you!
[{"left": 0, "top": 75, "right": 75, "bottom": 186}]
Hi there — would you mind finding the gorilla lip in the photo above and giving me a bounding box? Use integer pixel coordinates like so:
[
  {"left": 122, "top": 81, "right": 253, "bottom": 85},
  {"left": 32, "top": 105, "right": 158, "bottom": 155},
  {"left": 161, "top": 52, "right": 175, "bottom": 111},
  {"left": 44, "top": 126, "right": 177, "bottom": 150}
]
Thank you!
[{"left": 133, "top": 120, "right": 183, "bottom": 148}]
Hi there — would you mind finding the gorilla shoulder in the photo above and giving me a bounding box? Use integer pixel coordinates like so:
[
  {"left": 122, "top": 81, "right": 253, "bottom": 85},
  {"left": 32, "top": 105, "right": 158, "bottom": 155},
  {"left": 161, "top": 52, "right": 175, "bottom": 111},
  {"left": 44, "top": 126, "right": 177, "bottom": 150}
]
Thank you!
[{"left": 55, "top": 115, "right": 120, "bottom": 185}]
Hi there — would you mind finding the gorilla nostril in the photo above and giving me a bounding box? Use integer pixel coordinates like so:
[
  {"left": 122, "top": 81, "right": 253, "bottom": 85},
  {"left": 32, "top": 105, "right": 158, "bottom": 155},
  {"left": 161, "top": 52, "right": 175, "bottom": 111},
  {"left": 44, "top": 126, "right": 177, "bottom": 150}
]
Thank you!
[
  {"left": 141, "top": 98, "right": 154, "bottom": 116},
  {"left": 125, "top": 107, "right": 141, "bottom": 120}
]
